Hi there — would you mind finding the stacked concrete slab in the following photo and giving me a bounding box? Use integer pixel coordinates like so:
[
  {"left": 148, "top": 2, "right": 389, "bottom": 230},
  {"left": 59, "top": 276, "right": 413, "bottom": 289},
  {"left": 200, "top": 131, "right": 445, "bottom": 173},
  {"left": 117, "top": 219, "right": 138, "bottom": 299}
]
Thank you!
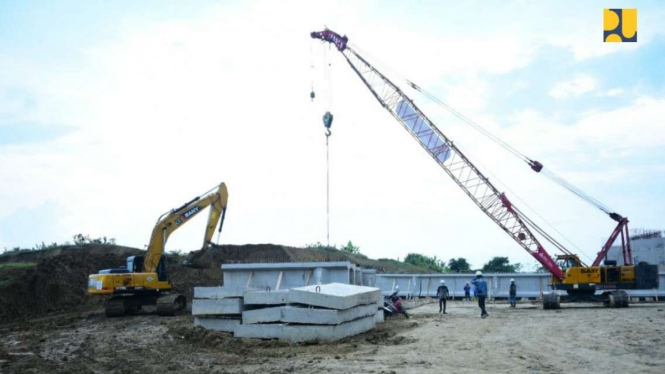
[
  {"left": 193, "top": 281, "right": 382, "bottom": 342},
  {"left": 192, "top": 286, "right": 246, "bottom": 333},
  {"left": 236, "top": 283, "right": 381, "bottom": 342}
]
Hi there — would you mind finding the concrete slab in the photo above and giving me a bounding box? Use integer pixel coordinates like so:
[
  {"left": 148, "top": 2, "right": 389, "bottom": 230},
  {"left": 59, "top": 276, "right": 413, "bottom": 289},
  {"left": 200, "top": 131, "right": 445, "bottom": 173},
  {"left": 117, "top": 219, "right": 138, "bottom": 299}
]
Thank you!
[
  {"left": 194, "top": 287, "right": 248, "bottom": 299},
  {"left": 281, "top": 315, "right": 376, "bottom": 343},
  {"left": 243, "top": 290, "right": 290, "bottom": 305},
  {"left": 194, "top": 317, "right": 241, "bottom": 333},
  {"left": 241, "top": 303, "right": 379, "bottom": 325},
  {"left": 242, "top": 307, "right": 283, "bottom": 325},
  {"left": 281, "top": 303, "right": 378, "bottom": 325},
  {"left": 234, "top": 323, "right": 285, "bottom": 340},
  {"left": 192, "top": 298, "right": 244, "bottom": 316},
  {"left": 289, "top": 283, "right": 381, "bottom": 310},
  {"left": 374, "top": 308, "right": 384, "bottom": 324}
]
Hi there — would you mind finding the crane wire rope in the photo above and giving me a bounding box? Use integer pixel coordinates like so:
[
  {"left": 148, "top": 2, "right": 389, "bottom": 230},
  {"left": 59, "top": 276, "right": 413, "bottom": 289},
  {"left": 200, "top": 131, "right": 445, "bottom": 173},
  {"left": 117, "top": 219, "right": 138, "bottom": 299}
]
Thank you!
[
  {"left": 452, "top": 141, "right": 594, "bottom": 263},
  {"left": 408, "top": 81, "right": 616, "bottom": 216},
  {"left": 322, "top": 43, "right": 333, "bottom": 248},
  {"left": 349, "top": 42, "right": 615, "bottom": 217},
  {"left": 347, "top": 42, "right": 593, "bottom": 261}
]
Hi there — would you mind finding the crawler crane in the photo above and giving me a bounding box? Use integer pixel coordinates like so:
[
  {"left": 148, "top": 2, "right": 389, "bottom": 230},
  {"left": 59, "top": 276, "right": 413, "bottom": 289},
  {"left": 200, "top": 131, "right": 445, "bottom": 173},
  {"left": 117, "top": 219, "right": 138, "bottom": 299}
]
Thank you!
[{"left": 311, "top": 29, "right": 658, "bottom": 308}]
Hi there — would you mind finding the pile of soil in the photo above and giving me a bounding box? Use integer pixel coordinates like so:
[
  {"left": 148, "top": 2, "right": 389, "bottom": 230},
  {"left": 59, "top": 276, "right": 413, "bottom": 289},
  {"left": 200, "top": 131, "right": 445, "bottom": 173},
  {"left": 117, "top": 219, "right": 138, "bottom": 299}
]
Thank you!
[
  {"left": 0, "top": 245, "right": 140, "bottom": 322},
  {"left": 0, "top": 243, "right": 432, "bottom": 323},
  {"left": 185, "top": 244, "right": 294, "bottom": 268},
  {"left": 0, "top": 245, "right": 227, "bottom": 323}
]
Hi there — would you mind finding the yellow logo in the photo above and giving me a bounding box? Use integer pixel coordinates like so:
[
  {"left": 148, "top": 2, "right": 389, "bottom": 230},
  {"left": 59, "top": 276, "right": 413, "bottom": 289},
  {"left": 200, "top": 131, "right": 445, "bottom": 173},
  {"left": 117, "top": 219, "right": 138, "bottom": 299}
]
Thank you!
[{"left": 604, "top": 9, "right": 637, "bottom": 42}]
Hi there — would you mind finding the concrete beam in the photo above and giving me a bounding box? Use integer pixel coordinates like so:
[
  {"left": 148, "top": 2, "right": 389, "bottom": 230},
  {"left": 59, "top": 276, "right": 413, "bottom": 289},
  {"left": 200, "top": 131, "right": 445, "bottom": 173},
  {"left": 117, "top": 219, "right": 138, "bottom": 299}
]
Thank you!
[
  {"left": 242, "top": 307, "right": 283, "bottom": 325},
  {"left": 192, "top": 298, "right": 244, "bottom": 316},
  {"left": 242, "top": 303, "right": 379, "bottom": 325},
  {"left": 281, "top": 303, "right": 378, "bottom": 325},
  {"left": 281, "top": 315, "right": 375, "bottom": 343},
  {"left": 222, "top": 262, "right": 355, "bottom": 289},
  {"left": 234, "top": 323, "right": 284, "bottom": 339},
  {"left": 243, "top": 290, "right": 290, "bottom": 305},
  {"left": 289, "top": 283, "right": 381, "bottom": 310},
  {"left": 194, "top": 317, "right": 241, "bottom": 333},
  {"left": 374, "top": 309, "right": 384, "bottom": 324},
  {"left": 194, "top": 287, "right": 249, "bottom": 299}
]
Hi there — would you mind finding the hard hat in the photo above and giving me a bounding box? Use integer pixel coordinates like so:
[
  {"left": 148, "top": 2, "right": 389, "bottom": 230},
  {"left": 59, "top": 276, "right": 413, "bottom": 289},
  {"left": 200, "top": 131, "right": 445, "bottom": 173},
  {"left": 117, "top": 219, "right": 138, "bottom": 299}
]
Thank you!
[
  {"left": 510, "top": 278, "right": 515, "bottom": 282},
  {"left": 476, "top": 271, "right": 482, "bottom": 276},
  {"left": 395, "top": 285, "right": 399, "bottom": 290},
  {"left": 466, "top": 282, "right": 469, "bottom": 284},
  {"left": 440, "top": 280, "right": 445, "bottom": 284}
]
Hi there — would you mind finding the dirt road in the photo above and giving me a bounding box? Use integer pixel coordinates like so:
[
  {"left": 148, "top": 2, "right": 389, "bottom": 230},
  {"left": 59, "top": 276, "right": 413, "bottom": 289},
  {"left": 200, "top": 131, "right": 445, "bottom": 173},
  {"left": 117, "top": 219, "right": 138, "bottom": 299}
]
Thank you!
[{"left": 2, "top": 301, "right": 664, "bottom": 373}]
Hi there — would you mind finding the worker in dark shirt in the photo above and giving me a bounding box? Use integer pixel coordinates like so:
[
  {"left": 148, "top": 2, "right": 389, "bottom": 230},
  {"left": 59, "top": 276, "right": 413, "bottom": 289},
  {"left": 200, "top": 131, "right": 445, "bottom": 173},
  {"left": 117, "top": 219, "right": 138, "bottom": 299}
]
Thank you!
[
  {"left": 464, "top": 282, "right": 471, "bottom": 301},
  {"left": 436, "top": 280, "right": 449, "bottom": 314},
  {"left": 509, "top": 278, "right": 517, "bottom": 307},
  {"left": 471, "top": 271, "right": 489, "bottom": 318}
]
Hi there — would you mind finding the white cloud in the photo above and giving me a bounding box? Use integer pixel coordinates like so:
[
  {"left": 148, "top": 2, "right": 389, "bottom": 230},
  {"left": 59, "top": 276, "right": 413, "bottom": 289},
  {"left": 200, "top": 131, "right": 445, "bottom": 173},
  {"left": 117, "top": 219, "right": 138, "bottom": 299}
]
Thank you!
[
  {"left": 0, "top": 1, "right": 663, "bottom": 269},
  {"left": 597, "top": 88, "right": 624, "bottom": 97},
  {"left": 549, "top": 75, "right": 596, "bottom": 99}
]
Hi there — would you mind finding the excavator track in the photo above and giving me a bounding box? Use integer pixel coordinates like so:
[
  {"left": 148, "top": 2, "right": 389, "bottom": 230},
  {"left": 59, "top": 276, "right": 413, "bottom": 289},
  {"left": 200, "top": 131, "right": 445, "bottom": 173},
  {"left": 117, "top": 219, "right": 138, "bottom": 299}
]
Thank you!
[
  {"left": 105, "top": 297, "right": 127, "bottom": 317},
  {"left": 156, "top": 294, "right": 186, "bottom": 316}
]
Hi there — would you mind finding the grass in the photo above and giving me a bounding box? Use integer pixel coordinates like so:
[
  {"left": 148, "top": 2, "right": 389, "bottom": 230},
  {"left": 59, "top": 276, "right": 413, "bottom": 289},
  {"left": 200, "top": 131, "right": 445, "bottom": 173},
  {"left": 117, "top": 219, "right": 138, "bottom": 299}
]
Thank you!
[
  {"left": 0, "top": 262, "right": 36, "bottom": 270},
  {"left": 0, "top": 262, "right": 36, "bottom": 288}
]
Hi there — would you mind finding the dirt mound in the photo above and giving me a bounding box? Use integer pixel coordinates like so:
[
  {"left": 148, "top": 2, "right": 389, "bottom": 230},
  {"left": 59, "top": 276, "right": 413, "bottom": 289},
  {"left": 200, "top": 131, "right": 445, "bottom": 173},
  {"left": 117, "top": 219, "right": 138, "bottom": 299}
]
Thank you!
[
  {"left": 185, "top": 244, "right": 295, "bottom": 268},
  {"left": 0, "top": 243, "right": 431, "bottom": 323},
  {"left": 0, "top": 245, "right": 141, "bottom": 322}
]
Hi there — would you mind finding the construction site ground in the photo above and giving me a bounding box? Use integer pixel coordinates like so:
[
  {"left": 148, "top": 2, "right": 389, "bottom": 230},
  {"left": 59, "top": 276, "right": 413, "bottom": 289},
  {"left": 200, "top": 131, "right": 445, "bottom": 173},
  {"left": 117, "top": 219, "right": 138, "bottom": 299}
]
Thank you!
[{"left": 2, "top": 301, "right": 664, "bottom": 373}]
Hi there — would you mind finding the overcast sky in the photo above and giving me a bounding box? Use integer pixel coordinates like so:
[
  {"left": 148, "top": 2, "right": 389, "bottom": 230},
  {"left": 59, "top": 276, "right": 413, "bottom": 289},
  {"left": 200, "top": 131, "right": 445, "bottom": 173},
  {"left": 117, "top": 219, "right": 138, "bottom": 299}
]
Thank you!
[{"left": 1, "top": 1, "right": 663, "bottom": 270}]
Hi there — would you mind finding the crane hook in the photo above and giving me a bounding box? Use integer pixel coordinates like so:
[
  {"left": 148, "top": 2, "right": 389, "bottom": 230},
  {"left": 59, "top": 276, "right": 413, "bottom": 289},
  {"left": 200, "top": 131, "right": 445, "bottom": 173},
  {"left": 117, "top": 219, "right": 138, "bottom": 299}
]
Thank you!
[{"left": 323, "top": 111, "right": 333, "bottom": 136}]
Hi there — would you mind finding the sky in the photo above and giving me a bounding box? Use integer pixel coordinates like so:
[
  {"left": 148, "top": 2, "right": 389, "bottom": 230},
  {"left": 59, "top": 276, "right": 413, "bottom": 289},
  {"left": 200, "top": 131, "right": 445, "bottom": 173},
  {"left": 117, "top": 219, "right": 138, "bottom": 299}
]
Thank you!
[{"left": 1, "top": 0, "right": 664, "bottom": 271}]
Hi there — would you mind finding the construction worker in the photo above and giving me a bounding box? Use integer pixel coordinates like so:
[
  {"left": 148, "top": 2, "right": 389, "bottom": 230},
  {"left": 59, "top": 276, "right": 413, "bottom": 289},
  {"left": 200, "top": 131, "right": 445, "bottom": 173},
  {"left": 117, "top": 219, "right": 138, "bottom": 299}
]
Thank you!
[
  {"left": 463, "top": 282, "right": 471, "bottom": 301},
  {"left": 471, "top": 271, "right": 489, "bottom": 318},
  {"left": 436, "top": 280, "right": 449, "bottom": 314},
  {"left": 509, "top": 278, "right": 517, "bottom": 307}
]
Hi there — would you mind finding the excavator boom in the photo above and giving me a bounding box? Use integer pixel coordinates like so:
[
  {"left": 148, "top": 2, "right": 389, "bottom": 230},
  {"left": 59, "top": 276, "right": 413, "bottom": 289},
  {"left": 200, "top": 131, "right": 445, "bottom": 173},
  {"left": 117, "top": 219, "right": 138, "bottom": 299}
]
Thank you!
[{"left": 143, "top": 182, "right": 228, "bottom": 272}]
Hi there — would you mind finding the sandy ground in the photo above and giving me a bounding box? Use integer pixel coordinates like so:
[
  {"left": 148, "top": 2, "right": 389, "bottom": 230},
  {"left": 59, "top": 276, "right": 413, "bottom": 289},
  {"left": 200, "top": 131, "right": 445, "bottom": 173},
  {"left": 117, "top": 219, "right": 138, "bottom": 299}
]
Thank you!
[{"left": 2, "top": 300, "right": 664, "bottom": 374}]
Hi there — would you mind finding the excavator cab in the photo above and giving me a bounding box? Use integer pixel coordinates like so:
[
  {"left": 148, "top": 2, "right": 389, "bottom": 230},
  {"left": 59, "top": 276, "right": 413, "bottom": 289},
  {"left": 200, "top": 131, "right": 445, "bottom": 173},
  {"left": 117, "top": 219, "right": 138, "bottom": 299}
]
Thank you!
[{"left": 127, "top": 256, "right": 143, "bottom": 272}]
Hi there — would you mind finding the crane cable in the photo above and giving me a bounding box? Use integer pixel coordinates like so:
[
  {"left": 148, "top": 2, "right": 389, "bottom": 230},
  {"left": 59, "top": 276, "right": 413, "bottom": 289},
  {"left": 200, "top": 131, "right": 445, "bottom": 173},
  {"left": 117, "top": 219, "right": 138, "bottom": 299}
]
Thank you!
[
  {"left": 407, "top": 80, "right": 617, "bottom": 218},
  {"left": 326, "top": 130, "right": 331, "bottom": 248},
  {"left": 322, "top": 43, "right": 333, "bottom": 248},
  {"left": 452, "top": 141, "right": 594, "bottom": 264},
  {"left": 346, "top": 42, "right": 598, "bottom": 261}
]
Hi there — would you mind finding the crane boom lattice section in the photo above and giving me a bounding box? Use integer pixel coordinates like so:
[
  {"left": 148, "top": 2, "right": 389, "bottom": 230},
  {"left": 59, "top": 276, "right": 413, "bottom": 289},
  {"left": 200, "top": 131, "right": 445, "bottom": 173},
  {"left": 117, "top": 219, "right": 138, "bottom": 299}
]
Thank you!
[{"left": 337, "top": 46, "right": 563, "bottom": 280}]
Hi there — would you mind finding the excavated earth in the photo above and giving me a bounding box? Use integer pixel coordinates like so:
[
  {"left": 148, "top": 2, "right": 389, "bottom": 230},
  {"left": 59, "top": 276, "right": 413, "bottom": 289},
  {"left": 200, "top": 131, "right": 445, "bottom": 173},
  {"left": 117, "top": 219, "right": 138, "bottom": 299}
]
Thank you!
[
  {"left": 1, "top": 301, "right": 664, "bottom": 373},
  {"left": 1, "top": 245, "right": 664, "bottom": 373}
]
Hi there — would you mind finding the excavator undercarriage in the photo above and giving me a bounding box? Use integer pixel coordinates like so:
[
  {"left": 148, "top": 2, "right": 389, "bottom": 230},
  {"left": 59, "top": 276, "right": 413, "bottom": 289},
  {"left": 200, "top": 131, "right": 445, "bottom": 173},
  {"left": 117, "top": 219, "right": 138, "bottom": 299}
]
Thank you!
[{"left": 105, "top": 293, "right": 187, "bottom": 317}]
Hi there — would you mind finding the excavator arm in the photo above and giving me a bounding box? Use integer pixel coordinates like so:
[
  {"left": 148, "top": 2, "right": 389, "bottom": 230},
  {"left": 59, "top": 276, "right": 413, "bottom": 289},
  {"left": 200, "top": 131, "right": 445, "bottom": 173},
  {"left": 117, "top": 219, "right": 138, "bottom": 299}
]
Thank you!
[
  {"left": 143, "top": 182, "right": 228, "bottom": 273},
  {"left": 312, "top": 29, "right": 564, "bottom": 281}
]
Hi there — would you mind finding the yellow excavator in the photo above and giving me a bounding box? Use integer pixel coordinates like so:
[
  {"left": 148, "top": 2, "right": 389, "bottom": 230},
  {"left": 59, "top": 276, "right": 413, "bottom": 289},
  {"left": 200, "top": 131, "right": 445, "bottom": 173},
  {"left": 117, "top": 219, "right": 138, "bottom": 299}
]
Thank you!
[{"left": 88, "top": 182, "right": 229, "bottom": 317}]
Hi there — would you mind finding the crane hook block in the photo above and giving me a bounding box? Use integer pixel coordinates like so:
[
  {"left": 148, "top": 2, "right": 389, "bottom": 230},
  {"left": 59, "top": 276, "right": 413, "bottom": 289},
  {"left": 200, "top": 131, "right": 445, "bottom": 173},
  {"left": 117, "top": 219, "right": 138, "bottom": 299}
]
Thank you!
[
  {"left": 310, "top": 90, "right": 315, "bottom": 101},
  {"left": 323, "top": 111, "right": 333, "bottom": 129},
  {"left": 530, "top": 160, "right": 543, "bottom": 173}
]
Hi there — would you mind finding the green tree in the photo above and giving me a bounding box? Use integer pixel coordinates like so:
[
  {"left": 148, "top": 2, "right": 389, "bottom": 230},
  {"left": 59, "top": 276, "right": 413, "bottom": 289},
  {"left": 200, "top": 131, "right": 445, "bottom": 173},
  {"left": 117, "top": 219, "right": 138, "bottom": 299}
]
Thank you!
[
  {"left": 404, "top": 253, "right": 447, "bottom": 273},
  {"left": 482, "top": 256, "right": 521, "bottom": 273},
  {"left": 341, "top": 241, "right": 360, "bottom": 255},
  {"left": 448, "top": 257, "right": 472, "bottom": 273}
]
